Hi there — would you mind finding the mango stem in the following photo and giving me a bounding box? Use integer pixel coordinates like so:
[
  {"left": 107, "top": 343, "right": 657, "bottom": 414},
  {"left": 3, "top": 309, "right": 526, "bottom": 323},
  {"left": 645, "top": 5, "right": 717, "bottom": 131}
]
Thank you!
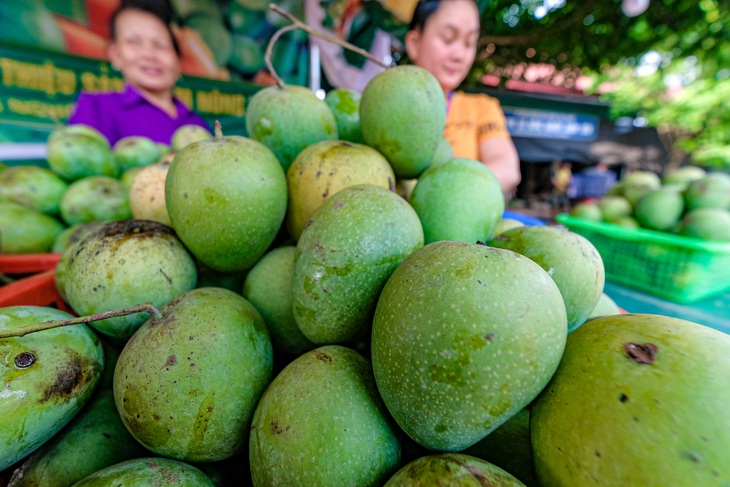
[
  {"left": 264, "top": 24, "right": 298, "bottom": 89},
  {"left": 0, "top": 303, "right": 162, "bottom": 339}
]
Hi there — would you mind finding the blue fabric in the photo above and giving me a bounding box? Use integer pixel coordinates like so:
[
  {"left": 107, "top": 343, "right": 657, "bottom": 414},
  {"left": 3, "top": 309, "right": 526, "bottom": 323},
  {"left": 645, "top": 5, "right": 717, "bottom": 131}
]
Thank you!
[{"left": 503, "top": 210, "right": 546, "bottom": 226}]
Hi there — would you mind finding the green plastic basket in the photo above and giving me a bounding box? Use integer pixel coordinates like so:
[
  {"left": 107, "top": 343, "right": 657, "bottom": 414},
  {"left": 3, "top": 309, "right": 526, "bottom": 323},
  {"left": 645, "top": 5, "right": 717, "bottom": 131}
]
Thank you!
[{"left": 556, "top": 213, "right": 730, "bottom": 303}]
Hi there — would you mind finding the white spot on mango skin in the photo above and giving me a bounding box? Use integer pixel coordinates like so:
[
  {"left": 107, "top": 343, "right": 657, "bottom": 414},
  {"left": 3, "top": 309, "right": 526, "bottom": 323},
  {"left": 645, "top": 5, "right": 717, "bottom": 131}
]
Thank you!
[
  {"left": 547, "top": 268, "right": 555, "bottom": 277},
  {"left": 0, "top": 388, "right": 26, "bottom": 400}
]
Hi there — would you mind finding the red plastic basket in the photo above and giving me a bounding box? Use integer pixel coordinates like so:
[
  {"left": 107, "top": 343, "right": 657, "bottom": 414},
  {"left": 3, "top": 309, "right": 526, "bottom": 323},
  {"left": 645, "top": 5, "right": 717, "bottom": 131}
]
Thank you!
[
  {"left": 0, "top": 270, "right": 72, "bottom": 312},
  {"left": 0, "top": 253, "right": 62, "bottom": 274}
]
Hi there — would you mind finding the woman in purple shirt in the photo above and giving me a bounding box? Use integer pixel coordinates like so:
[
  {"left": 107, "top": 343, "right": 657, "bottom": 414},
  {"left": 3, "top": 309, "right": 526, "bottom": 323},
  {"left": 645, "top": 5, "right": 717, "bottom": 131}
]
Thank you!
[{"left": 68, "top": 0, "right": 210, "bottom": 146}]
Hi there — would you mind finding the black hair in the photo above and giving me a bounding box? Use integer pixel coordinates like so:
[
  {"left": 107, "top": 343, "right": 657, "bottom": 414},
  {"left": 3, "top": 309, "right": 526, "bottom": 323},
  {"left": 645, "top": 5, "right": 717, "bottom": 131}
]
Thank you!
[
  {"left": 408, "top": 0, "right": 478, "bottom": 32},
  {"left": 109, "top": 0, "right": 181, "bottom": 56}
]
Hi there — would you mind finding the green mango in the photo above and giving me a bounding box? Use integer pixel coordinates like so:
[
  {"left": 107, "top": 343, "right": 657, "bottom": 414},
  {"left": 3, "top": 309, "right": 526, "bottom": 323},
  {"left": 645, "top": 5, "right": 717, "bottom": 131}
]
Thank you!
[
  {"left": 613, "top": 215, "right": 640, "bottom": 228},
  {"left": 228, "top": 35, "right": 265, "bottom": 76},
  {"left": 588, "top": 292, "right": 621, "bottom": 320},
  {"left": 569, "top": 202, "right": 602, "bottom": 221},
  {"left": 49, "top": 124, "right": 108, "bottom": 146},
  {"left": 70, "top": 458, "right": 213, "bottom": 486},
  {"left": 249, "top": 345, "right": 401, "bottom": 487},
  {"left": 622, "top": 183, "right": 654, "bottom": 207},
  {"left": 384, "top": 453, "right": 525, "bottom": 486},
  {"left": 170, "top": 125, "right": 212, "bottom": 151},
  {"left": 635, "top": 188, "right": 684, "bottom": 231},
  {"left": 684, "top": 173, "right": 730, "bottom": 211},
  {"left": 531, "top": 314, "right": 730, "bottom": 486},
  {"left": 63, "top": 220, "right": 197, "bottom": 340},
  {"left": 166, "top": 134, "right": 287, "bottom": 272},
  {"left": 677, "top": 207, "right": 730, "bottom": 241},
  {"left": 7, "top": 389, "right": 147, "bottom": 487},
  {"left": 243, "top": 246, "right": 315, "bottom": 357},
  {"left": 360, "top": 66, "right": 446, "bottom": 179},
  {"left": 598, "top": 196, "right": 632, "bottom": 222},
  {"left": 429, "top": 136, "right": 455, "bottom": 169},
  {"left": 186, "top": 15, "right": 232, "bottom": 67},
  {"left": 60, "top": 176, "right": 131, "bottom": 226},
  {"left": 112, "top": 136, "right": 162, "bottom": 173},
  {"left": 409, "top": 158, "right": 504, "bottom": 244},
  {"left": 114, "top": 288, "right": 273, "bottom": 462},
  {"left": 495, "top": 218, "right": 524, "bottom": 236},
  {"left": 0, "top": 306, "right": 103, "bottom": 471},
  {"left": 464, "top": 410, "right": 538, "bottom": 486},
  {"left": 52, "top": 222, "right": 102, "bottom": 253},
  {"left": 246, "top": 85, "right": 338, "bottom": 172},
  {"left": 47, "top": 127, "right": 117, "bottom": 181},
  {"left": 324, "top": 88, "right": 365, "bottom": 144},
  {"left": 622, "top": 171, "right": 661, "bottom": 190},
  {"left": 371, "top": 241, "right": 567, "bottom": 452},
  {"left": 0, "top": 202, "right": 64, "bottom": 253},
  {"left": 0, "top": 165, "right": 68, "bottom": 215},
  {"left": 662, "top": 165, "right": 706, "bottom": 185},
  {"left": 489, "top": 226, "right": 605, "bottom": 333},
  {"left": 292, "top": 184, "right": 423, "bottom": 344}
]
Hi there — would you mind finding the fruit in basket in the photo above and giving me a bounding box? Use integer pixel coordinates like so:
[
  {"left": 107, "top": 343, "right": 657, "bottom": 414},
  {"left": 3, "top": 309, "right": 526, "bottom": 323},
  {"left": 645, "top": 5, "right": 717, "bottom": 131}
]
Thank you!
[
  {"left": 60, "top": 176, "right": 131, "bottom": 226},
  {"left": 372, "top": 241, "right": 567, "bottom": 451},
  {"left": 489, "top": 226, "right": 604, "bottom": 333},
  {"left": 7, "top": 389, "right": 147, "bottom": 487},
  {"left": 684, "top": 173, "right": 730, "bottom": 211},
  {"left": 384, "top": 454, "right": 525, "bottom": 486},
  {"left": 71, "top": 457, "right": 214, "bottom": 486},
  {"left": 129, "top": 161, "right": 172, "bottom": 226},
  {"left": 47, "top": 125, "right": 117, "bottom": 181},
  {"left": 409, "top": 158, "right": 504, "bottom": 244},
  {"left": 324, "top": 88, "right": 365, "bottom": 144},
  {"left": 634, "top": 188, "right": 684, "bottom": 231},
  {"left": 292, "top": 185, "right": 423, "bottom": 344},
  {"left": 360, "top": 66, "right": 446, "bottom": 179},
  {"left": 249, "top": 346, "right": 401, "bottom": 487},
  {"left": 662, "top": 165, "right": 706, "bottom": 185},
  {"left": 623, "top": 170, "right": 661, "bottom": 190},
  {"left": 598, "top": 195, "right": 632, "bottom": 222},
  {"left": 114, "top": 287, "right": 272, "bottom": 462},
  {"left": 165, "top": 132, "right": 287, "bottom": 272},
  {"left": 614, "top": 215, "right": 640, "bottom": 228},
  {"left": 531, "top": 314, "right": 730, "bottom": 486},
  {"left": 63, "top": 220, "right": 197, "bottom": 340},
  {"left": 52, "top": 222, "right": 103, "bottom": 253},
  {"left": 676, "top": 207, "right": 730, "bottom": 242},
  {"left": 622, "top": 183, "right": 653, "bottom": 206},
  {"left": 285, "top": 140, "right": 395, "bottom": 241},
  {"left": 171, "top": 124, "right": 212, "bottom": 151},
  {"left": 569, "top": 202, "right": 602, "bottom": 221},
  {"left": 0, "top": 202, "right": 64, "bottom": 253},
  {"left": 113, "top": 136, "right": 162, "bottom": 173},
  {"left": 243, "top": 246, "right": 315, "bottom": 357},
  {"left": 0, "top": 165, "right": 68, "bottom": 215},
  {"left": 0, "top": 306, "right": 103, "bottom": 471},
  {"left": 246, "top": 85, "right": 338, "bottom": 172}
]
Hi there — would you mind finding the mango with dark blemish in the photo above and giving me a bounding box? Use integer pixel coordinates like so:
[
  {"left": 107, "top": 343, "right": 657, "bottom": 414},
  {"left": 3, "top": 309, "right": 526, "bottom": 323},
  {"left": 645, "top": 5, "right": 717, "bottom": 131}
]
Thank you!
[
  {"left": 0, "top": 306, "right": 103, "bottom": 471},
  {"left": 70, "top": 457, "right": 213, "bottom": 486},
  {"left": 47, "top": 125, "right": 117, "bottom": 182},
  {"left": 488, "top": 225, "right": 605, "bottom": 333},
  {"left": 531, "top": 314, "right": 730, "bottom": 486},
  {"left": 63, "top": 220, "right": 197, "bottom": 340},
  {"left": 165, "top": 133, "right": 287, "bottom": 272},
  {"left": 59, "top": 176, "right": 131, "bottom": 226},
  {"left": 384, "top": 453, "right": 525, "bottom": 486},
  {"left": 371, "top": 241, "right": 567, "bottom": 452},
  {"left": 292, "top": 184, "right": 423, "bottom": 344},
  {"left": 360, "top": 66, "right": 445, "bottom": 179},
  {"left": 249, "top": 345, "right": 400, "bottom": 486},
  {"left": 113, "top": 288, "right": 273, "bottom": 462},
  {"left": 245, "top": 85, "right": 338, "bottom": 172}
]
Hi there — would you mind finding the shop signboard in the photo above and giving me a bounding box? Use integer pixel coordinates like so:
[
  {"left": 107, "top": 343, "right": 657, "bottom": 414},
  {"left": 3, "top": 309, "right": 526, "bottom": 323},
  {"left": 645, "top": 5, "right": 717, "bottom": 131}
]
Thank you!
[{"left": 502, "top": 107, "right": 600, "bottom": 142}]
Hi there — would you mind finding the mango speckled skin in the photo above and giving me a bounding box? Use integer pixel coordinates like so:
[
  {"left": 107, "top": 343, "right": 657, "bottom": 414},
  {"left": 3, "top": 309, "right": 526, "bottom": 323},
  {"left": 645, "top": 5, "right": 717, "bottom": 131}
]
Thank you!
[
  {"left": 0, "top": 306, "right": 103, "bottom": 471},
  {"left": 0, "top": 166, "right": 68, "bottom": 215},
  {"left": 383, "top": 453, "right": 525, "bottom": 486},
  {"left": 114, "top": 288, "right": 273, "bottom": 462},
  {"left": 285, "top": 140, "right": 395, "bottom": 241},
  {"left": 165, "top": 135, "right": 287, "bottom": 272},
  {"left": 246, "top": 85, "right": 338, "bottom": 172},
  {"left": 371, "top": 241, "right": 567, "bottom": 452},
  {"left": 488, "top": 226, "right": 605, "bottom": 333},
  {"left": 409, "top": 158, "right": 505, "bottom": 245},
  {"left": 531, "top": 314, "right": 730, "bottom": 486},
  {"left": 47, "top": 129, "right": 117, "bottom": 182},
  {"left": 112, "top": 136, "right": 162, "bottom": 173},
  {"left": 249, "top": 345, "right": 401, "bottom": 487},
  {"left": 360, "top": 66, "right": 446, "bottom": 179},
  {"left": 70, "top": 457, "right": 213, "bottom": 486},
  {"left": 8, "top": 389, "right": 147, "bottom": 487},
  {"left": 63, "top": 220, "right": 198, "bottom": 340},
  {"left": 60, "top": 176, "right": 131, "bottom": 226},
  {"left": 292, "top": 184, "right": 424, "bottom": 345}
]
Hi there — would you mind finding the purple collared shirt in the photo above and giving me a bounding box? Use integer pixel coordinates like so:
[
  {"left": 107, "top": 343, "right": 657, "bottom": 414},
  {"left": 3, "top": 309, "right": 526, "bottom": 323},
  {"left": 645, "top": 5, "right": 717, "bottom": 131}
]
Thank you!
[{"left": 68, "top": 84, "right": 211, "bottom": 146}]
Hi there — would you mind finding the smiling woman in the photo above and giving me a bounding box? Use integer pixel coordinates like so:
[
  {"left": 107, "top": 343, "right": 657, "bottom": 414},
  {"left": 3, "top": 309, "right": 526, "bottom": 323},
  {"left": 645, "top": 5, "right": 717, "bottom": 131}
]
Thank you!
[{"left": 67, "top": 0, "right": 211, "bottom": 146}]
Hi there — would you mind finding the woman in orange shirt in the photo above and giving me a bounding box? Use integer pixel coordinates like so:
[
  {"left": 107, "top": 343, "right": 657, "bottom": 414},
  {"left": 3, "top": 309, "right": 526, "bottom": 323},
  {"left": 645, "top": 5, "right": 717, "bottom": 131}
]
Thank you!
[{"left": 405, "top": 0, "right": 521, "bottom": 195}]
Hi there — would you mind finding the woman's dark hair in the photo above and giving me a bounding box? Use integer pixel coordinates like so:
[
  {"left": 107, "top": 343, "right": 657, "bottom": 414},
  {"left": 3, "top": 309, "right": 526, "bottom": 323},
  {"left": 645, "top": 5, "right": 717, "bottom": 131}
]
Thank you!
[
  {"left": 409, "top": 0, "right": 478, "bottom": 31},
  {"left": 109, "top": 0, "right": 181, "bottom": 56}
]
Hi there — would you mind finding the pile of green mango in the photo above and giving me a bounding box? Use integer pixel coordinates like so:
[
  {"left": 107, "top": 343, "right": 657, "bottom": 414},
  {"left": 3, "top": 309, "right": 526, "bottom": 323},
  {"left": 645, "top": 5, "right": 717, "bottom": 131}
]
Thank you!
[
  {"left": 1, "top": 66, "right": 729, "bottom": 486},
  {"left": 571, "top": 167, "right": 730, "bottom": 242}
]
